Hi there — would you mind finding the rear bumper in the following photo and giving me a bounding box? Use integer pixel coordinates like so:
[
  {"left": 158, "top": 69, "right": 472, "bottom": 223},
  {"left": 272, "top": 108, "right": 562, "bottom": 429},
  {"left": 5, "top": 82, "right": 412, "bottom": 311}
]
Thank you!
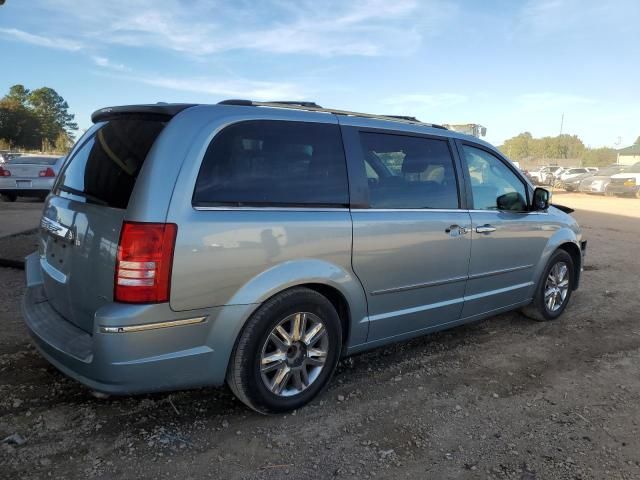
[
  {"left": 0, "top": 177, "right": 54, "bottom": 196},
  {"left": 22, "top": 252, "right": 256, "bottom": 395}
]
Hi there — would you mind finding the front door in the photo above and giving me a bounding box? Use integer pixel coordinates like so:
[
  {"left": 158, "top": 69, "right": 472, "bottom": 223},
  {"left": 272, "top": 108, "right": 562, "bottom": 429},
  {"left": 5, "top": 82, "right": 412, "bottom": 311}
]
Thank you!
[
  {"left": 458, "top": 142, "right": 550, "bottom": 318},
  {"left": 346, "top": 128, "right": 472, "bottom": 343}
]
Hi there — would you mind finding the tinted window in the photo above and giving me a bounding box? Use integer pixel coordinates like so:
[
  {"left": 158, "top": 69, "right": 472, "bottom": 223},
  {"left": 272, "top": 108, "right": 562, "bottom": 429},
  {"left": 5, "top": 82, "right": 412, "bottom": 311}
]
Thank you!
[
  {"left": 463, "top": 145, "right": 527, "bottom": 211},
  {"left": 193, "top": 121, "right": 348, "bottom": 207},
  {"left": 57, "top": 117, "right": 165, "bottom": 209},
  {"left": 359, "top": 132, "right": 458, "bottom": 209}
]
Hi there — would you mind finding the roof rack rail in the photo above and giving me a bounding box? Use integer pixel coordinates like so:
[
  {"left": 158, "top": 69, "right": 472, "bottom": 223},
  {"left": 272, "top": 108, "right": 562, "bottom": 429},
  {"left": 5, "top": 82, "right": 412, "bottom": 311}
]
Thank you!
[
  {"left": 218, "top": 99, "right": 322, "bottom": 108},
  {"left": 216, "top": 99, "right": 447, "bottom": 130},
  {"left": 385, "top": 115, "right": 421, "bottom": 122}
]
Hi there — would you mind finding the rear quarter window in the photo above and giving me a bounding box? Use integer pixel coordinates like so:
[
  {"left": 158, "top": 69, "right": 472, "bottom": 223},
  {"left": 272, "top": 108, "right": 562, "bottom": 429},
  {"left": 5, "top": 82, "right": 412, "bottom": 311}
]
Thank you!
[
  {"left": 193, "top": 120, "right": 349, "bottom": 207},
  {"left": 55, "top": 116, "right": 166, "bottom": 209}
]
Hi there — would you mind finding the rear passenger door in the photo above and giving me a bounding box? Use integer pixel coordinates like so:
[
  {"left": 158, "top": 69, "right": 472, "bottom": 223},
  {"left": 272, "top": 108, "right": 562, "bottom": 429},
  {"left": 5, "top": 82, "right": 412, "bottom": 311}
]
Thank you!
[{"left": 342, "top": 125, "right": 472, "bottom": 343}]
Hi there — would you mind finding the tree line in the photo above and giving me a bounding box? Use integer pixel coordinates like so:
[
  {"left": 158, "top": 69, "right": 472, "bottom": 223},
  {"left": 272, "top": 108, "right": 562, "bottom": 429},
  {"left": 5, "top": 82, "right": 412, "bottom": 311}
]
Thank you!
[
  {"left": 0, "top": 84, "right": 77, "bottom": 153},
  {"left": 498, "top": 131, "right": 640, "bottom": 167}
]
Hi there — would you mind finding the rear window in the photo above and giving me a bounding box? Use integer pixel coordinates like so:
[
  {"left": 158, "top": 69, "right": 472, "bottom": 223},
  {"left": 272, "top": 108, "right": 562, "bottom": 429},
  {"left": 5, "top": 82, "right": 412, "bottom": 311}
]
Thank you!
[
  {"left": 193, "top": 120, "right": 349, "bottom": 207},
  {"left": 55, "top": 116, "right": 165, "bottom": 209},
  {"left": 8, "top": 156, "right": 59, "bottom": 165}
]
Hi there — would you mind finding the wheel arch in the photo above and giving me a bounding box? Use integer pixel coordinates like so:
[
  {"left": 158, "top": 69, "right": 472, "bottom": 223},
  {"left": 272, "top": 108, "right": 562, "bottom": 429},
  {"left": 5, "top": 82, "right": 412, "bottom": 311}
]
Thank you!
[
  {"left": 225, "top": 258, "right": 368, "bottom": 349},
  {"left": 557, "top": 241, "right": 582, "bottom": 290},
  {"left": 531, "top": 227, "right": 582, "bottom": 296}
]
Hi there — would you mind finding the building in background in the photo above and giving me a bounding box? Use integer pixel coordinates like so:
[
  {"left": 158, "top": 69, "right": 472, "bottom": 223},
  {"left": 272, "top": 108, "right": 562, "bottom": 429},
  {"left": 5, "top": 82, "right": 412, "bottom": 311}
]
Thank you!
[
  {"left": 443, "top": 123, "right": 487, "bottom": 138},
  {"left": 617, "top": 144, "right": 640, "bottom": 165}
]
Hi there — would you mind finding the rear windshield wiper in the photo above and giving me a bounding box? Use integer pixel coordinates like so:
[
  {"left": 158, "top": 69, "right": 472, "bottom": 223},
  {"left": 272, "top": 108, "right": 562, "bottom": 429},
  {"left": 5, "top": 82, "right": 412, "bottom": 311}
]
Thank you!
[{"left": 57, "top": 185, "right": 110, "bottom": 207}]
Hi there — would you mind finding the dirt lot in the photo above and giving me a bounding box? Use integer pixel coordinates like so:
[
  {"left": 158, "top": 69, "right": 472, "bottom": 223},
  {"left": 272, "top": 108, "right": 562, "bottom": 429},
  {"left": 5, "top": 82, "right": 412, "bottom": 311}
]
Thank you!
[{"left": 1, "top": 193, "right": 639, "bottom": 479}]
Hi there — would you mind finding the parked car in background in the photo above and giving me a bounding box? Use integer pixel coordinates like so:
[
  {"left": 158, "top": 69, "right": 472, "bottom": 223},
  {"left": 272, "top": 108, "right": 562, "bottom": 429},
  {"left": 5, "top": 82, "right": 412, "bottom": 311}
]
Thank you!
[
  {"left": 548, "top": 167, "right": 569, "bottom": 185},
  {"left": 578, "top": 165, "right": 628, "bottom": 194},
  {"left": 0, "top": 155, "right": 65, "bottom": 201},
  {"left": 528, "top": 166, "right": 551, "bottom": 184},
  {"left": 22, "top": 100, "right": 585, "bottom": 413},
  {"left": 559, "top": 168, "right": 589, "bottom": 182},
  {"left": 605, "top": 162, "right": 640, "bottom": 198},
  {"left": 561, "top": 171, "right": 596, "bottom": 192}
]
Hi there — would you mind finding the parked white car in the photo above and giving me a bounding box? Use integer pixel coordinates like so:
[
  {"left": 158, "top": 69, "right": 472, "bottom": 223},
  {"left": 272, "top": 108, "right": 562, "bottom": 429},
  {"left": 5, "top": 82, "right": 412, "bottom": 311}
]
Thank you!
[
  {"left": 559, "top": 168, "right": 589, "bottom": 182},
  {"left": 528, "top": 166, "right": 551, "bottom": 184},
  {"left": 605, "top": 162, "right": 640, "bottom": 198},
  {"left": 0, "top": 155, "right": 65, "bottom": 202}
]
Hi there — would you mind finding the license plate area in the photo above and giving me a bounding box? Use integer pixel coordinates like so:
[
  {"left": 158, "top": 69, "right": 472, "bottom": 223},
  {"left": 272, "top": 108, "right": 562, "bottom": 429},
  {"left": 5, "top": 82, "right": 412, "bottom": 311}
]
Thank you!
[{"left": 16, "top": 180, "right": 32, "bottom": 188}]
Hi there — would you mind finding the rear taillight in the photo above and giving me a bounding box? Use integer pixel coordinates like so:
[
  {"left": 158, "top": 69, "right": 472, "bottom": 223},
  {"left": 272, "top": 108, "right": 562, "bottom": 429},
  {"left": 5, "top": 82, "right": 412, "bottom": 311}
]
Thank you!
[
  {"left": 39, "top": 167, "right": 56, "bottom": 177},
  {"left": 0, "top": 167, "right": 10, "bottom": 177},
  {"left": 114, "top": 222, "right": 178, "bottom": 303}
]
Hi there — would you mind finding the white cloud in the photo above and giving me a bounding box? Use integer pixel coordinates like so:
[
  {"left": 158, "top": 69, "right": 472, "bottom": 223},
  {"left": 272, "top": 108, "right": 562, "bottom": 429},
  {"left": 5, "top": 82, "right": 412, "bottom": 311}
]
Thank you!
[
  {"left": 91, "top": 56, "right": 129, "bottom": 72},
  {"left": 25, "top": 0, "right": 457, "bottom": 57},
  {"left": 0, "top": 27, "right": 83, "bottom": 51},
  {"left": 384, "top": 93, "right": 469, "bottom": 107},
  {"left": 515, "top": 93, "right": 596, "bottom": 113},
  {"left": 127, "top": 75, "right": 304, "bottom": 101},
  {"left": 517, "top": 0, "right": 640, "bottom": 37}
]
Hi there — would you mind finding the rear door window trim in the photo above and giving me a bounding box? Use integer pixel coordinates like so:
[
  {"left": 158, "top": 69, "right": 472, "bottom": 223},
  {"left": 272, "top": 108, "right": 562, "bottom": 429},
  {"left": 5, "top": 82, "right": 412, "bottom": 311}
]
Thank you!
[{"left": 342, "top": 126, "right": 466, "bottom": 211}]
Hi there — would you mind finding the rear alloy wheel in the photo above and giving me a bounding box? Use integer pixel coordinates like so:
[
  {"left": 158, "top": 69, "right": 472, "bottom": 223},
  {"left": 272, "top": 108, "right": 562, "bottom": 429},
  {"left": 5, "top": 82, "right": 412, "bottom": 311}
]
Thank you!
[
  {"left": 227, "top": 287, "right": 342, "bottom": 414},
  {"left": 522, "top": 249, "right": 574, "bottom": 321},
  {"left": 260, "top": 312, "right": 329, "bottom": 396}
]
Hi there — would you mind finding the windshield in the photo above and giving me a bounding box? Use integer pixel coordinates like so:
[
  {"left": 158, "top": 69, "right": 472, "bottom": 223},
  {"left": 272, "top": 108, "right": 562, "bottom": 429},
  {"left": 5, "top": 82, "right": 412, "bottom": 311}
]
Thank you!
[{"left": 8, "top": 156, "right": 59, "bottom": 165}]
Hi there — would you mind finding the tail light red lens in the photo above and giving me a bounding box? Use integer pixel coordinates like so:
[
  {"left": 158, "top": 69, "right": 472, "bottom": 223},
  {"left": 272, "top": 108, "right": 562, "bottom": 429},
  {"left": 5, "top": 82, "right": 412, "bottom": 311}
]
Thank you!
[
  {"left": 0, "top": 167, "right": 10, "bottom": 177},
  {"left": 114, "top": 222, "right": 178, "bottom": 303},
  {"left": 39, "top": 167, "right": 56, "bottom": 177}
]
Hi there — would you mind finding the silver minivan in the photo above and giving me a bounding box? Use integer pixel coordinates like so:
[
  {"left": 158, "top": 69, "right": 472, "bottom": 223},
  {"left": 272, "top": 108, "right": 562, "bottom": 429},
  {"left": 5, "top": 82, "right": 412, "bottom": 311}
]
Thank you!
[{"left": 22, "top": 100, "right": 586, "bottom": 413}]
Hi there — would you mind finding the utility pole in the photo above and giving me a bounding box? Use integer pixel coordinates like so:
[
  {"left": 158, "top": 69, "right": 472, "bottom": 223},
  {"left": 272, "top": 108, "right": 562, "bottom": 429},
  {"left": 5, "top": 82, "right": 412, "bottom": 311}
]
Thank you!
[{"left": 559, "top": 113, "right": 566, "bottom": 159}]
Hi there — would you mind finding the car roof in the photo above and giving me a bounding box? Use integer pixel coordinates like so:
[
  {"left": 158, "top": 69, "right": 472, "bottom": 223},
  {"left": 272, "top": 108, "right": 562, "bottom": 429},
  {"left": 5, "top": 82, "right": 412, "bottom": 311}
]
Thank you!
[{"left": 90, "top": 101, "right": 497, "bottom": 150}]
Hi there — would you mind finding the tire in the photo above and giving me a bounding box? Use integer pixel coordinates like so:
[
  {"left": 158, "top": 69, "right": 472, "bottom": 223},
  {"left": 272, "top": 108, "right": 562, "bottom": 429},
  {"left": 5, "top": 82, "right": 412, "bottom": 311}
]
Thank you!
[
  {"left": 2, "top": 193, "right": 17, "bottom": 202},
  {"left": 227, "top": 287, "right": 342, "bottom": 414},
  {"left": 521, "top": 250, "right": 574, "bottom": 322}
]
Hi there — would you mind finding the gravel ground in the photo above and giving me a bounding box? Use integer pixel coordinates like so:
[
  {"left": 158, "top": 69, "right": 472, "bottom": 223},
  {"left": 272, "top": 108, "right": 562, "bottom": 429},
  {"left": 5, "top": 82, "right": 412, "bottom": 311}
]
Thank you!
[{"left": 1, "top": 194, "right": 640, "bottom": 479}]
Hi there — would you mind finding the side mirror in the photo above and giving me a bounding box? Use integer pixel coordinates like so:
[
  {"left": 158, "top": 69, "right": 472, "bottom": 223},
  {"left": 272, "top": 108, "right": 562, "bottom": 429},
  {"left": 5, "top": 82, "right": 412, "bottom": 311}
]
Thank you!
[
  {"left": 497, "top": 191, "right": 527, "bottom": 211},
  {"left": 532, "top": 187, "right": 550, "bottom": 211}
]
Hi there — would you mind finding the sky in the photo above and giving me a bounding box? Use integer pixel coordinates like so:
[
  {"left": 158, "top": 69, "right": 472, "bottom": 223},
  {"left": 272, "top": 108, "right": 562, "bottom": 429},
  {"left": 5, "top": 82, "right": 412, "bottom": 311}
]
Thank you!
[{"left": 0, "top": 0, "right": 639, "bottom": 148}]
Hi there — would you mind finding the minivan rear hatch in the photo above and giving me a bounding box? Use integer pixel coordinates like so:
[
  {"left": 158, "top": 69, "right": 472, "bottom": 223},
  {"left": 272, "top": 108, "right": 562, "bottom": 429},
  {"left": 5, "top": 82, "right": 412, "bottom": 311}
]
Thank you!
[{"left": 39, "top": 114, "right": 168, "bottom": 333}]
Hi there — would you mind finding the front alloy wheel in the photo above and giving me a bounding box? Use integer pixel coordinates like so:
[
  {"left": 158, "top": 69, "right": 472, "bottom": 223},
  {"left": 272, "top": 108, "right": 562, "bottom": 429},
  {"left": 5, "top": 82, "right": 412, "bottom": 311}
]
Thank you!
[
  {"left": 543, "top": 262, "right": 570, "bottom": 312},
  {"left": 521, "top": 249, "right": 574, "bottom": 322}
]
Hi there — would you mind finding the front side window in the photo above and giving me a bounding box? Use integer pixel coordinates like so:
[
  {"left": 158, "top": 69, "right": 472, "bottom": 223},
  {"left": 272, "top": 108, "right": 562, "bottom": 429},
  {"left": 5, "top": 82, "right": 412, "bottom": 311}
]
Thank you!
[
  {"left": 463, "top": 145, "right": 527, "bottom": 211},
  {"left": 359, "top": 132, "right": 459, "bottom": 209},
  {"left": 193, "top": 121, "right": 348, "bottom": 207}
]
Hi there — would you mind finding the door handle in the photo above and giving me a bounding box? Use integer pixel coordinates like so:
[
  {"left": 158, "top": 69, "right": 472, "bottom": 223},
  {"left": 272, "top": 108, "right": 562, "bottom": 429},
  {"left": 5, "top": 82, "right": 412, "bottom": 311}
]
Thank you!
[
  {"left": 476, "top": 224, "right": 496, "bottom": 234},
  {"left": 445, "top": 225, "right": 469, "bottom": 236}
]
